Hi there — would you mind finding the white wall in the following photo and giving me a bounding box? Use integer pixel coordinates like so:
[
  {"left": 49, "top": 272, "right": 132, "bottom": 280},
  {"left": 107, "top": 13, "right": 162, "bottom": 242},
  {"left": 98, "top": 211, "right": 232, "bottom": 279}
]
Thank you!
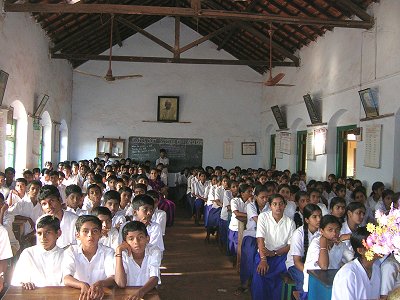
[
  {"left": 261, "top": 0, "right": 400, "bottom": 190},
  {"left": 0, "top": 12, "right": 72, "bottom": 173},
  {"left": 71, "top": 17, "right": 263, "bottom": 169}
]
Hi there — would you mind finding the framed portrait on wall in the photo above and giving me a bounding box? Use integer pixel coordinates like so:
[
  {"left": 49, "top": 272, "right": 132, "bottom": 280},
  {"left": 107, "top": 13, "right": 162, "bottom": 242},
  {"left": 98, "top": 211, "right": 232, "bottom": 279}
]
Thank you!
[
  {"left": 157, "top": 96, "right": 179, "bottom": 122},
  {"left": 358, "top": 88, "right": 379, "bottom": 118},
  {"left": 242, "top": 142, "right": 256, "bottom": 155}
]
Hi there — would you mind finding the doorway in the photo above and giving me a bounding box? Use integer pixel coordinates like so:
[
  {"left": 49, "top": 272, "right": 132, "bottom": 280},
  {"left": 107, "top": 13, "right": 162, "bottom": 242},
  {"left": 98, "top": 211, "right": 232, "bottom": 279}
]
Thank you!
[
  {"left": 296, "top": 131, "right": 307, "bottom": 172},
  {"left": 270, "top": 134, "right": 276, "bottom": 168},
  {"left": 336, "top": 125, "right": 357, "bottom": 177}
]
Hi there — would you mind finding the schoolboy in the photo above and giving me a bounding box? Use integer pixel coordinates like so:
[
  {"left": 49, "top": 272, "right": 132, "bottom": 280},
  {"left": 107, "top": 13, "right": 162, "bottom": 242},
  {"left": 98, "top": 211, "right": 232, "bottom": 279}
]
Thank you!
[
  {"left": 0, "top": 193, "right": 20, "bottom": 254},
  {"left": 104, "top": 190, "right": 125, "bottom": 229},
  {"left": 63, "top": 215, "right": 115, "bottom": 299},
  {"left": 0, "top": 224, "right": 12, "bottom": 293},
  {"left": 7, "top": 178, "right": 27, "bottom": 207},
  {"left": 115, "top": 221, "right": 161, "bottom": 299},
  {"left": 134, "top": 183, "right": 147, "bottom": 196},
  {"left": 8, "top": 180, "right": 43, "bottom": 238},
  {"left": 11, "top": 215, "right": 64, "bottom": 288},
  {"left": 308, "top": 188, "right": 329, "bottom": 216},
  {"left": 147, "top": 190, "right": 167, "bottom": 235},
  {"left": 119, "top": 195, "right": 164, "bottom": 251},
  {"left": 4, "top": 167, "right": 16, "bottom": 189},
  {"left": 92, "top": 206, "right": 119, "bottom": 250},
  {"left": 22, "top": 170, "right": 33, "bottom": 184},
  {"left": 65, "top": 184, "right": 87, "bottom": 216},
  {"left": 0, "top": 172, "right": 10, "bottom": 200},
  {"left": 49, "top": 171, "right": 66, "bottom": 203},
  {"left": 119, "top": 186, "right": 133, "bottom": 215},
  {"left": 82, "top": 184, "right": 102, "bottom": 213},
  {"left": 39, "top": 185, "right": 78, "bottom": 249},
  {"left": 106, "top": 175, "right": 118, "bottom": 192}
]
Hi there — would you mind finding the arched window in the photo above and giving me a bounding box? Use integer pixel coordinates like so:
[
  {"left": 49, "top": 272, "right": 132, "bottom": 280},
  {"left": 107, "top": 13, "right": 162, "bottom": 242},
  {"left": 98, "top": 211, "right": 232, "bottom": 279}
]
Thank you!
[
  {"left": 60, "top": 120, "right": 68, "bottom": 162},
  {"left": 40, "top": 111, "right": 52, "bottom": 168}
]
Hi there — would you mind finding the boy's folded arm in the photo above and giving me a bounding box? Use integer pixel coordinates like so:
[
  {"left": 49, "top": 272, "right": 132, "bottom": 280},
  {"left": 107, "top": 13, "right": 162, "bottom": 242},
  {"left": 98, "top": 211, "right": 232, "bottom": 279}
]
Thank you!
[
  {"left": 137, "top": 276, "right": 158, "bottom": 297},
  {"left": 63, "top": 274, "right": 90, "bottom": 291}
]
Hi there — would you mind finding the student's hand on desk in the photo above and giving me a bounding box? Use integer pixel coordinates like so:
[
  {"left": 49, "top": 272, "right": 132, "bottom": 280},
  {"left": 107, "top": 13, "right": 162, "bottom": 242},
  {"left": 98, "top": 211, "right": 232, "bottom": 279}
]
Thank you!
[
  {"left": 125, "top": 288, "right": 145, "bottom": 300},
  {"left": 79, "top": 282, "right": 92, "bottom": 300},
  {"left": 22, "top": 282, "right": 36, "bottom": 290},
  {"left": 89, "top": 281, "right": 104, "bottom": 300},
  {"left": 257, "top": 260, "right": 269, "bottom": 276}
]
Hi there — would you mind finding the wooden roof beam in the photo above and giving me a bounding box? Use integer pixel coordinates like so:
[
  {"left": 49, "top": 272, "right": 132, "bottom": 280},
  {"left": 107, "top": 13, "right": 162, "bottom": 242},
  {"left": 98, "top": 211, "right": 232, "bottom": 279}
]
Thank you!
[
  {"left": 328, "top": 0, "right": 373, "bottom": 22},
  {"left": 52, "top": 53, "right": 297, "bottom": 67},
  {"left": 3, "top": 3, "right": 374, "bottom": 29}
]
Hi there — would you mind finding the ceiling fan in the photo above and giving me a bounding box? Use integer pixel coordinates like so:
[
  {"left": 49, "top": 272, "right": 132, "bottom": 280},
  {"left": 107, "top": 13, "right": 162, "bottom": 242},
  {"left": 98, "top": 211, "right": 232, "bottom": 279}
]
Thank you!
[
  {"left": 74, "top": 15, "right": 143, "bottom": 82},
  {"left": 238, "top": 24, "right": 294, "bottom": 87}
]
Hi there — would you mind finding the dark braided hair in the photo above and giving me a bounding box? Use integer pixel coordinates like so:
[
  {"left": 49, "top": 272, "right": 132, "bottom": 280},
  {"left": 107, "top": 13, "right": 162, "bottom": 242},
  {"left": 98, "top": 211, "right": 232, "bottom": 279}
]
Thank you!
[
  {"left": 254, "top": 185, "right": 269, "bottom": 215},
  {"left": 302, "top": 204, "right": 322, "bottom": 263}
]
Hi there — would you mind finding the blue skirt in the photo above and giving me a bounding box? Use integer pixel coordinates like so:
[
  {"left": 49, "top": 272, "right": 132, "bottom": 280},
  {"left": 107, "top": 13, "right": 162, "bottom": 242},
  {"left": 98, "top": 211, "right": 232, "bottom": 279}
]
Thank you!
[
  {"left": 228, "top": 229, "right": 238, "bottom": 256},
  {"left": 218, "top": 219, "right": 228, "bottom": 245},
  {"left": 288, "top": 265, "right": 305, "bottom": 293},
  {"left": 251, "top": 253, "right": 287, "bottom": 300},
  {"left": 193, "top": 198, "right": 204, "bottom": 214},
  {"left": 204, "top": 204, "right": 212, "bottom": 227},
  {"left": 240, "top": 236, "right": 257, "bottom": 285},
  {"left": 207, "top": 207, "right": 222, "bottom": 228}
]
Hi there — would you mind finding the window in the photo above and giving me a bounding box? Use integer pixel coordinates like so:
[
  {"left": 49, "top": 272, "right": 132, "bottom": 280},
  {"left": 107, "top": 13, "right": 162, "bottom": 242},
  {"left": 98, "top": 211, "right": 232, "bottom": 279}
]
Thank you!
[{"left": 5, "top": 119, "right": 16, "bottom": 168}]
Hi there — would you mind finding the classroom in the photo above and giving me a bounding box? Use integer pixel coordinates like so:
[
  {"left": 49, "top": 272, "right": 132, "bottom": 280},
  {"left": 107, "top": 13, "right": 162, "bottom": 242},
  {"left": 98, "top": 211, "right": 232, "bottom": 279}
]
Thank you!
[{"left": 1, "top": 0, "right": 400, "bottom": 299}]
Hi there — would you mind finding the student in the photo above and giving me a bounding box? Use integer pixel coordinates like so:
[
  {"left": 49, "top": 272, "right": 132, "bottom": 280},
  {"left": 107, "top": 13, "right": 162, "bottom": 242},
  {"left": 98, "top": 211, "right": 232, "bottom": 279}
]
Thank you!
[
  {"left": 339, "top": 202, "right": 366, "bottom": 252},
  {"left": 205, "top": 175, "right": 223, "bottom": 242},
  {"left": 121, "top": 194, "right": 164, "bottom": 252},
  {"left": 4, "top": 167, "right": 16, "bottom": 190},
  {"left": 351, "top": 186, "right": 375, "bottom": 226},
  {"left": 367, "top": 181, "right": 385, "bottom": 213},
  {"left": 0, "top": 172, "right": 10, "bottom": 200},
  {"left": 39, "top": 185, "right": 78, "bottom": 249},
  {"left": 0, "top": 224, "right": 12, "bottom": 292},
  {"left": 328, "top": 184, "right": 347, "bottom": 207},
  {"left": 92, "top": 206, "right": 119, "bottom": 250},
  {"left": 158, "top": 186, "right": 176, "bottom": 227},
  {"left": 115, "top": 221, "right": 161, "bottom": 300},
  {"left": 228, "top": 183, "right": 252, "bottom": 256},
  {"left": 147, "top": 190, "right": 167, "bottom": 236},
  {"left": 148, "top": 168, "right": 165, "bottom": 193},
  {"left": 286, "top": 204, "right": 322, "bottom": 296},
  {"left": 308, "top": 188, "right": 329, "bottom": 216},
  {"left": 278, "top": 184, "right": 296, "bottom": 220},
  {"left": 155, "top": 148, "right": 169, "bottom": 169},
  {"left": 103, "top": 190, "right": 125, "bottom": 229},
  {"left": 82, "top": 184, "right": 102, "bottom": 213},
  {"left": 193, "top": 171, "right": 208, "bottom": 226},
  {"left": 119, "top": 186, "right": 133, "bottom": 215},
  {"left": 375, "top": 189, "right": 396, "bottom": 214},
  {"left": 0, "top": 193, "right": 20, "bottom": 254},
  {"left": 7, "top": 178, "right": 27, "bottom": 207},
  {"left": 63, "top": 215, "right": 115, "bottom": 299},
  {"left": 65, "top": 184, "right": 87, "bottom": 216},
  {"left": 49, "top": 171, "right": 66, "bottom": 203},
  {"left": 329, "top": 197, "right": 347, "bottom": 223},
  {"left": 236, "top": 185, "right": 269, "bottom": 295},
  {"left": 219, "top": 180, "right": 237, "bottom": 248},
  {"left": 251, "top": 194, "right": 295, "bottom": 300},
  {"left": 331, "top": 227, "right": 381, "bottom": 300},
  {"left": 380, "top": 253, "right": 400, "bottom": 299},
  {"left": 303, "top": 215, "right": 353, "bottom": 294},
  {"left": 11, "top": 215, "right": 64, "bottom": 288},
  {"left": 22, "top": 170, "right": 33, "bottom": 185},
  {"left": 293, "top": 191, "right": 310, "bottom": 228}
]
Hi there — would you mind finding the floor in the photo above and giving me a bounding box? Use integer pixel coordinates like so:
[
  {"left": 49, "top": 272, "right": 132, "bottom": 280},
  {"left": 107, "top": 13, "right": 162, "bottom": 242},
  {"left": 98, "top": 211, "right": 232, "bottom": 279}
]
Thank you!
[{"left": 158, "top": 207, "right": 252, "bottom": 300}]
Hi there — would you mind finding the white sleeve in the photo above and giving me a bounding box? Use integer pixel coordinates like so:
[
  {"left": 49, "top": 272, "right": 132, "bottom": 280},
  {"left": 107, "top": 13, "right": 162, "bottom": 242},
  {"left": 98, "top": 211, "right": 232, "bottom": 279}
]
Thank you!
[
  {"left": 331, "top": 268, "right": 357, "bottom": 300},
  {"left": 10, "top": 249, "right": 30, "bottom": 285},
  {"left": 104, "top": 248, "right": 115, "bottom": 277},
  {"left": 289, "top": 229, "right": 304, "bottom": 257},
  {"left": 148, "top": 247, "right": 162, "bottom": 284},
  {"left": 0, "top": 226, "right": 12, "bottom": 260},
  {"left": 62, "top": 246, "right": 76, "bottom": 279},
  {"left": 247, "top": 203, "right": 258, "bottom": 220},
  {"left": 159, "top": 211, "right": 167, "bottom": 235},
  {"left": 149, "top": 224, "right": 164, "bottom": 251},
  {"left": 255, "top": 213, "right": 267, "bottom": 239},
  {"left": 381, "top": 259, "right": 400, "bottom": 296},
  {"left": 231, "top": 198, "right": 240, "bottom": 212}
]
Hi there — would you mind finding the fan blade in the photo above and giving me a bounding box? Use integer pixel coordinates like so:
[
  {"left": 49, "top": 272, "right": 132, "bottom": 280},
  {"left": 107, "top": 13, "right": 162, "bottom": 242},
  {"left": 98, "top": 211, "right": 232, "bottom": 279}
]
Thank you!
[
  {"left": 237, "top": 80, "right": 265, "bottom": 84},
  {"left": 74, "top": 69, "right": 104, "bottom": 79},
  {"left": 266, "top": 72, "right": 285, "bottom": 85},
  {"left": 113, "top": 74, "right": 143, "bottom": 80},
  {"left": 275, "top": 83, "right": 295, "bottom": 87}
]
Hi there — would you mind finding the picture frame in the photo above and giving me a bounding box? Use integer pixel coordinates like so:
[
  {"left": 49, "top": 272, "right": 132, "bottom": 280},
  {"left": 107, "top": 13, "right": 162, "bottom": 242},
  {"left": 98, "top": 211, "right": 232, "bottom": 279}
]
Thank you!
[
  {"left": 0, "top": 70, "right": 9, "bottom": 106},
  {"left": 358, "top": 88, "right": 379, "bottom": 118},
  {"left": 241, "top": 142, "right": 256, "bottom": 155},
  {"left": 157, "top": 96, "right": 179, "bottom": 122},
  {"left": 97, "top": 137, "right": 125, "bottom": 158}
]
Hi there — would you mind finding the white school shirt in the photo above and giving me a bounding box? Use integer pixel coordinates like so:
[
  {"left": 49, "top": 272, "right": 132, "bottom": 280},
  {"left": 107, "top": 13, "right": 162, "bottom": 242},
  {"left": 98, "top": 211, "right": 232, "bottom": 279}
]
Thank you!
[
  {"left": 284, "top": 200, "right": 297, "bottom": 220},
  {"left": 186, "top": 175, "right": 194, "bottom": 194},
  {"left": 317, "top": 203, "right": 329, "bottom": 216},
  {"left": 7, "top": 192, "right": 24, "bottom": 207},
  {"left": 156, "top": 157, "right": 169, "bottom": 167},
  {"left": 0, "top": 225, "right": 13, "bottom": 260},
  {"left": 243, "top": 202, "right": 269, "bottom": 238},
  {"left": 375, "top": 200, "right": 389, "bottom": 214},
  {"left": 229, "top": 197, "right": 247, "bottom": 231},
  {"left": 380, "top": 254, "right": 400, "bottom": 296},
  {"left": 119, "top": 221, "right": 165, "bottom": 251},
  {"left": 11, "top": 245, "right": 64, "bottom": 287},
  {"left": 0, "top": 186, "right": 10, "bottom": 199},
  {"left": 82, "top": 196, "right": 95, "bottom": 212},
  {"left": 151, "top": 208, "right": 167, "bottom": 235},
  {"left": 206, "top": 185, "right": 223, "bottom": 208},
  {"left": 194, "top": 180, "right": 208, "bottom": 199},
  {"left": 112, "top": 211, "right": 126, "bottom": 229},
  {"left": 256, "top": 211, "right": 295, "bottom": 251},
  {"left": 361, "top": 206, "right": 375, "bottom": 227},
  {"left": 2, "top": 210, "right": 20, "bottom": 252},
  {"left": 340, "top": 220, "right": 356, "bottom": 254},
  {"left": 99, "top": 227, "right": 119, "bottom": 250},
  {"left": 56, "top": 211, "right": 78, "bottom": 249},
  {"left": 58, "top": 184, "right": 66, "bottom": 203},
  {"left": 331, "top": 258, "right": 381, "bottom": 300},
  {"left": 303, "top": 235, "right": 353, "bottom": 292},
  {"left": 220, "top": 189, "right": 232, "bottom": 221},
  {"left": 285, "top": 226, "right": 320, "bottom": 270},
  {"left": 62, "top": 244, "right": 115, "bottom": 285},
  {"left": 121, "top": 244, "right": 162, "bottom": 286},
  {"left": 8, "top": 196, "right": 43, "bottom": 235},
  {"left": 65, "top": 207, "right": 88, "bottom": 216},
  {"left": 367, "top": 196, "right": 381, "bottom": 212}
]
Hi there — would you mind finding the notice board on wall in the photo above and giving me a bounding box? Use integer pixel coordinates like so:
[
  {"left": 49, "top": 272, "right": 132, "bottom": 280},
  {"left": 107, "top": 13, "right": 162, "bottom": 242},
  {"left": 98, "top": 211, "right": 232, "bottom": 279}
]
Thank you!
[{"left": 128, "top": 136, "right": 203, "bottom": 172}]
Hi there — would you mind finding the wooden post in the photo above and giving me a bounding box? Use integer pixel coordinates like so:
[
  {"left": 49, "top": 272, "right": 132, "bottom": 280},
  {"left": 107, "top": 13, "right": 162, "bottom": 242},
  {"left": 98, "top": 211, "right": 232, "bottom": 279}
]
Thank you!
[{"left": 237, "top": 220, "right": 245, "bottom": 273}]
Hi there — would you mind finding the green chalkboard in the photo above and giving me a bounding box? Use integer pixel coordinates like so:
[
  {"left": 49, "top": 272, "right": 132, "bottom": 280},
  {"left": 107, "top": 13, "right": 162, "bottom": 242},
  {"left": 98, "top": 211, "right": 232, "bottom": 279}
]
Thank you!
[{"left": 128, "top": 136, "right": 203, "bottom": 172}]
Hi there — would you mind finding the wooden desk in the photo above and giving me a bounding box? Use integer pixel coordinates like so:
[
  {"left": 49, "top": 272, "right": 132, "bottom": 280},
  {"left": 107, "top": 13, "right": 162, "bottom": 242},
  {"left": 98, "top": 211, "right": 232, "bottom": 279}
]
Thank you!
[
  {"left": 307, "top": 269, "right": 338, "bottom": 300},
  {"left": 3, "top": 286, "right": 159, "bottom": 300}
]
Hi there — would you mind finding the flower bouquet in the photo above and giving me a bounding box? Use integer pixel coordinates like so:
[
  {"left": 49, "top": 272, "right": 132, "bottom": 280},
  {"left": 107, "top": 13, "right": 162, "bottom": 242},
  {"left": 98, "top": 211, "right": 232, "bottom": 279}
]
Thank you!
[{"left": 364, "top": 206, "right": 400, "bottom": 261}]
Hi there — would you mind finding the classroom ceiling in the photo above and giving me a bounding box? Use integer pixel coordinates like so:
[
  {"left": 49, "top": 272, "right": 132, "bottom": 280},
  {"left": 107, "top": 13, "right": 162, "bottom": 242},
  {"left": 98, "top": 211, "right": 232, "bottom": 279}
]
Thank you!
[{"left": 4, "top": 0, "right": 377, "bottom": 74}]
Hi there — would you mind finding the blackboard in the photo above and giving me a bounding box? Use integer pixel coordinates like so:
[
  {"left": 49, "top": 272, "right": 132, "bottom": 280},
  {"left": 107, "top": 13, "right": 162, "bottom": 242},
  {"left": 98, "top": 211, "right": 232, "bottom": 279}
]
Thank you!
[{"left": 128, "top": 136, "right": 203, "bottom": 172}]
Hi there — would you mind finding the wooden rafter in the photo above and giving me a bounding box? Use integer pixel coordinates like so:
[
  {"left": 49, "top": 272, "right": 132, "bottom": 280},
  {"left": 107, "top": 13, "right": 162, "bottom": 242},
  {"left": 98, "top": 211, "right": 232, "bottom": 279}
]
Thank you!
[{"left": 4, "top": 3, "right": 374, "bottom": 29}]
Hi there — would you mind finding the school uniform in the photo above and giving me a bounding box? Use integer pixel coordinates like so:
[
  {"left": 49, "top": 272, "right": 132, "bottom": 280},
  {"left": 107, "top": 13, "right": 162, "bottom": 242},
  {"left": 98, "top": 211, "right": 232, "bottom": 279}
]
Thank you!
[
  {"left": 218, "top": 189, "right": 232, "bottom": 246},
  {"left": 367, "top": 196, "right": 381, "bottom": 213},
  {"left": 0, "top": 225, "right": 13, "bottom": 260},
  {"left": 285, "top": 226, "right": 320, "bottom": 293},
  {"left": 293, "top": 210, "right": 303, "bottom": 228},
  {"left": 331, "top": 258, "right": 381, "bottom": 300},
  {"left": 158, "top": 197, "right": 176, "bottom": 227},
  {"left": 58, "top": 184, "right": 67, "bottom": 203},
  {"left": 119, "top": 221, "right": 165, "bottom": 252},
  {"left": 228, "top": 197, "right": 247, "bottom": 255},
  {"left": 193, "top": 180, "right": 208, "bottom": 215},
  {"left": 65, "top": 207, "right": 88, "bottom": 216},
  {"left": 284, "top": 200, "right": 297, "bottom": 220},
  {"left": 99, "top": 227, "right": 119, "bottom": 250},
  {"left": 7, "top": 192, "right": 24, "bottom": 207},
  {"left": 151, "top": 208, "right": 167, "bottom": 235},
  {"left": 317, "top": 203, "right": 329, "bottom": 216},
  {"left": 251, "top": 211, "right": 295, "bottom": 300},
  {"left": 380, "top": 254, "right": 400, "bottom": 296},
  {"left": 54, "top": 211, "right": 78, "bottom": 249},
  {"left": 375, "top": 200, "right": 389, "bottom": 214},
  {"left": 112, "top": 211, "right": 126, "bottom": 229},
  {"left": 1, "top": 210, "right": 20, "bottom": 253},
  {"left": 340, "top": 220, "right": 356, "bottom": 254},
  {"left": 205, "top": 185, "right": 223, "bottom": 228},
  {"left": 240, "top": 202, "right": 268, "bottom": 285},
  {"left": 81, "top": 196, "right": 95, "bottom": 212},
  {"left": 62, "top": 244, "right": 115, "bottom": 285},
  {"left": 121, "top": 244, "right": 162, "bottom": 286},
  {"left": 11, "top": 245, "right": 64, "bottom": 287},
  {"left": 0, "top": 186, "right": 10, "bottom": 199},
  {"left": 8, "top": 195, "right": 43, "bottom": 235},
  {"left": 361, "top": 205, "right": 375, "bottom": 226},
  {"left": 303, "top": 235, "right": 353, "bottom": 292}
]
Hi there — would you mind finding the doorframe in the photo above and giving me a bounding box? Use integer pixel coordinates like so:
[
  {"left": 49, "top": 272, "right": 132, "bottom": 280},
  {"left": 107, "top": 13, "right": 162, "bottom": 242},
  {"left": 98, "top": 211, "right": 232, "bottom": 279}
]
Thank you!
[
  {"left": 270, "top": 134, "right": 276, "bottom": 168},
  {"left": 336, "top": 125, "right": 356, "bottom": 177},
  {"left": 296, "top": 130, "right": 307, "bottom": 172}
]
